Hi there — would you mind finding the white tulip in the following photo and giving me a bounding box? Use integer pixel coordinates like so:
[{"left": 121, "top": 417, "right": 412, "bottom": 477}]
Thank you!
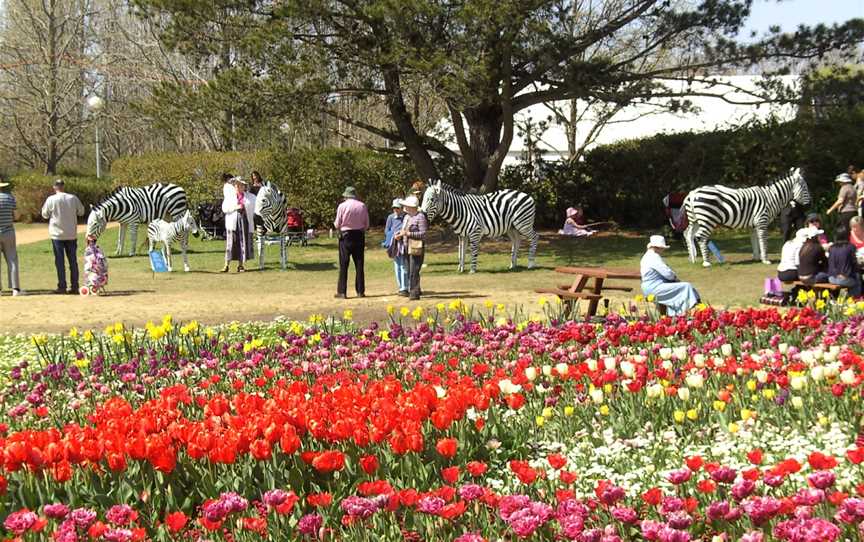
[
  {"left": 840, "top": 369, "right": 856, "bottom": 385},
  {"left": 830, "top": 345, "right": 841, "bottom": 356},
  {"left": 693, "top": 353, "right": 705, "bottom": 368},
  {"left": 755, "top": 370, "right": 768, "bottom": 383},
  {"left": 800, "top": 350, "right": 815, "bottom": 365},
  {"left": 751, "top": 353, "right": 761, "bottom": 364},
  {"left": 778, "top": 343, "right": 788, "bottom": 354},
  {"left": 646, "top": 383, "right": 663, "bottom": 399},
  {"left": 824, "top": 363, "right": 841, "bottom": 378},
  {"left": 435, "top": 386, "right": 446, "bottom": 398},
  {"left": 791, "top": 396, "right": 804, "bottom": 409},
  {"left": 555, "top": 363, "right": 568, "bottom": 376},
  {"left": 586, "top": 358, "right": 597, "bottom": 371},
  {"left": 677, "top": 387, "right": 690, "bottom": 401},
  {"left": 713, "top": 356, "right": 725, "bottom": 368},
  {"left": 590, "top": 389, "right": 604, "bottom": 404},
  {"left": 720, "top": 344, "right": 733, "bottom": 356},
  {"left": 662, "top": 360, "right": 673, "bottom": 372},
  {"left": 810, "top": 366, "right": 825, "bottom": 382},
  {"left": 603, "top": 357, "right": 617, "bottom": 371},
  {"left": 824, "top": 350, "right": 837, "bottom": 362},
  {"left": 542, "top": 365, "right": 552, "bottom": 377},
  {"left": 790, "top": 375, "right": 806, "bottom": 390},
  {"left": 685, "top": 373, "right": 704, "bottom": 389},
  {"left": 620, "top": 361, "right": 635, "bottom": 378},
  {"left": 524, "top": 367, "right": 537, "bottom": 381},
  {"left": 673, "top": 346, "right": 687, "bottom": 360},
  {"left": 659, "top": 348, "right": 672, "bottom": 360}
]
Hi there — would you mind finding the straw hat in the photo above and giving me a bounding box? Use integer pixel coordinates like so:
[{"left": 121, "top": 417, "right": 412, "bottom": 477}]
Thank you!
[
  {"left": 834, "top": 173, "right": 853, "bottom": 184},
  {"left": 391, "top": 198, "right": 403, "bottom": 208},
  {"left": 647, "top": 235, "right": 669, "bottom": 249}
]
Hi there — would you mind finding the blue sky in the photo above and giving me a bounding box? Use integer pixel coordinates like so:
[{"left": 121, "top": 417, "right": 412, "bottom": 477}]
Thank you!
[{"left": 740, "top": 0, "right": 864, "bottom": 37}]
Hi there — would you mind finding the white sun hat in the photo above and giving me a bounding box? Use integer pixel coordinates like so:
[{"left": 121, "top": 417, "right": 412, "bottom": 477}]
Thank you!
[
  {"left": 402, "top": 195, "right": 420, "bottom": 208},
  {"left": 391, "top": 198, "right": 403, "bottom": 208},
  {"left": 647, "top": 235, "right": 670, "bottom": 249}
]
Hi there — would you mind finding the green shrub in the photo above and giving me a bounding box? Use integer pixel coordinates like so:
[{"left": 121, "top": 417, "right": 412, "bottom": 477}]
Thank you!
[
  {"left": 111, "top": 149, "right": 417, "bottom": 227},
  {"left": 7, "top": 173, "right": 112, "bottom": 223}
]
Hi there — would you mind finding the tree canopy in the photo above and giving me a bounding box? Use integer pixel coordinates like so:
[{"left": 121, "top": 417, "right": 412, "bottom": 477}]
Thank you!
[{"left": 132, "top": 0, "right": 864, "bottom": 191}]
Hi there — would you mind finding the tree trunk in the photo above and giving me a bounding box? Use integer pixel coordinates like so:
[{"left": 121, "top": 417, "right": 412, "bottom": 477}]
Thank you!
[
  {"left": 382, "top": 67, "right": 439, "bottom": 181},
  {"left": 46, "top": 0, "right": 59, "bottom": 175},
  {"left": 462, "top": 105, "right": 503, "bottom": 192}
]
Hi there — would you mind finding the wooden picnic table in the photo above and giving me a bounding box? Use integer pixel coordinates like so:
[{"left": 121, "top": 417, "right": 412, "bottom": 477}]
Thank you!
[{"left": 535, "top": 266, "right": 642, "bottom": 317}]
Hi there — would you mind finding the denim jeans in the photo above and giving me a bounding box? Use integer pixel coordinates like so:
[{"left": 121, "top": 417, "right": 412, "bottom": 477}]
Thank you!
[
  {"left": 0, "top": 231, "right": 19, "bottom": 291},
  {"left": 394, "top": 254, "right": 408, "bottom": 292},
  {"left": 51, "top": 239, "right": 79, "bottom": 290},
  {"left": 829, "top": 274, "right": 861, "bottom": 297}
]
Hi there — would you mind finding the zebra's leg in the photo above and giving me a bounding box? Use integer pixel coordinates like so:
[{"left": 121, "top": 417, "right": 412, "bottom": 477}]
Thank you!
[
  {"left": 280, "top": 236, "right": 287, "bottom": 271},
  {"left": 508, "top": 230, "right": 520, "bottom": 269},
  {"left": 756, "top": 225, "right": 771, "bottom": 265},
  {"left": 258, "top": 235, "right": 265, "bottom": 270},
  {"left": 457, "top": 236, "right": 465, "bottom": 273},
  {"left": 469, "top": 231, "right": 481, "bottom": 273},
  {"left": 750, "top": 230, "right": 760, "bottom": 261},
  {"left": 694, "top": 227, "right": 712, "bottom": 267},
  {"left": 182, "top": 238, "right": 191, "bottom": 272},
  {"left": 684, "top": 226, "right": 697, "bottom": 263},
  {"left": 165, "top": 243, "right": 173, "bottom": 272},
  {"left": 128, "top": 223, "right": 138, "bottom": 257},
  {"left": 116, "top": 224, "right": 126, "bottom": 256},
  {"left": 514, "top": 223, "right": 539, "bottom": 269}
]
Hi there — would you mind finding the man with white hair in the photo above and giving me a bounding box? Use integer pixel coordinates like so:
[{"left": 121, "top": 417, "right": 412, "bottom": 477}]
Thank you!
[
  {"left": 42, "top": 179, "right": 85, "bottom": 294},
  {"left": 640, "top": 235, "right": 700, "bottom": 316}
]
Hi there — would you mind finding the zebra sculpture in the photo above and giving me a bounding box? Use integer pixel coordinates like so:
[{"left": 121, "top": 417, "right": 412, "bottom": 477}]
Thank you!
[
  {"left": 420, "top": 180, "right": 539, "bottom": 273},
  {"left": 253, "top": 181, "right": 288, "bottom": 270},
  {"left": 683, "top": 167, "right": 810, "bottom": 267},
  {"left": 87, "top": 183, "right": 188, "bottom": 257},
  {"left": 147, "top": 210, "right": 199, "bottom": 272}
]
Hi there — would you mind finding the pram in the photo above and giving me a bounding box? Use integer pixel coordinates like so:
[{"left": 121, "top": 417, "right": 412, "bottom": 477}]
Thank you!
[
  {"left": 285, "top": 207, "right": 311, "bottom": 247},
  {"left": 196, "top": 202, "right": 226, "bottom": 240},
  {"left": 81, "top": 240, "right": 108, "bottom": 295}
]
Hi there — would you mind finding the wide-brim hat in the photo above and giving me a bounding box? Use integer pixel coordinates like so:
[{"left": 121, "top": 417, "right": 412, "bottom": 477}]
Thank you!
[
  {"left": 342, "top": 186, "right": 357, "bottom": 198},
  {"left": 794, "top": 228, "right": 811, "bottom": 243},
  {"left": 804, "top": 228, "right": 824, "bottom": 239},
  {"left": 835, "top": 173, "right": 853, "bottom": 183},
  {"left": 233, "top": 176, "right": 248, "bottom": 185},
  {"left": 566, "top": 207, "right": 578, "bottom": 218},
  {"left": 647, "top": 235, "right": 669, "bottom": 249},
  {"left": 391, "top": 198, "right": 403, "bottom": 208},
  {"left": 402, "top": 195, "right": 420, "bottom": 208},
  {"left": 0, "top": 182, "right": 9, "bottom": 189}
]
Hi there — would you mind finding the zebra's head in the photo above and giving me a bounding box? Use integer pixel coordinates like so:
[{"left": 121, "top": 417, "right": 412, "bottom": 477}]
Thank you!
[
  {"left": 790, "top": 168, "right": 811, "bottom": 207},
  {"left": 180, "top": 209, "right": 199, "bottom": 236},
  {"left": 254, "top": 182, "right": 287, "bottom": 235},
  {"left": 86, "top": 206, "right": 107, "bottom": 239},
  {"left": 421, "top": 180, "right": 443, "bottom": 221}
]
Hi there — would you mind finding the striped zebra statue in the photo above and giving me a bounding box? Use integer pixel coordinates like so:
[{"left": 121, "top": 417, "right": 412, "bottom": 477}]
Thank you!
[
  {"left": 147, "top": 210, "right": 199, "bottom": 272},
  {"left": 253, "top": 181, "right": 288, "bottom": 270},
  {"left": 87, "top": 183, "right": 188, "bottom": 257},
  {"left": 683, "top": 168, "right": 810, "bottom": 267},
  {"left": 420, "top": 180, "right": 539, "bottom": 273}
]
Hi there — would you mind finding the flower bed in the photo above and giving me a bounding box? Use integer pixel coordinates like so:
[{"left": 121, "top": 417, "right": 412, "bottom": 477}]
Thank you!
[{"left": 0, "top": 304, "right": 863, "bottom": 541}]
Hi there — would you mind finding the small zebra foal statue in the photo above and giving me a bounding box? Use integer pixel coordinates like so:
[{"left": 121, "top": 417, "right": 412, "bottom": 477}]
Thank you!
[
  {"left": 683, "top": 168, "right": 811, "bottom": 267},
  {"left": 420, "top": 180, "right": 539, "bottom": 273},
  {"left": 147, "top": 210, "right": 199, "bottom": 272}
]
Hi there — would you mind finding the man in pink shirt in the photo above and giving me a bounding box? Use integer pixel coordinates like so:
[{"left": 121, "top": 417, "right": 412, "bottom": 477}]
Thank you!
[{"left": 334, "top": 186, "right": 369, "bottom": 298}]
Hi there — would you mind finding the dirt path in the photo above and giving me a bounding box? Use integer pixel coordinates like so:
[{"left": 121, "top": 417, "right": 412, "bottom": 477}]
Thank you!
[{"left": 14, "top": 224, "right": 90, "bottom": 245}]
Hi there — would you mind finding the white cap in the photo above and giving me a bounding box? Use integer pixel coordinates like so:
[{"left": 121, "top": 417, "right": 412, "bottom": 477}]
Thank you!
[
  {"left": 647, "top": 235, "right": 669, "bottom": 249},
  {"left": 794, "top": 228, "right": 811, "bottom": 242},
  {"left": 391, "top": 198, "right": 403, "bottom": 208},
  {"left": 804, "top": 228, "right": 824, "bottom": 239},
  {"left": 402, "top": 195, "right": 420, "bottom": 208}
]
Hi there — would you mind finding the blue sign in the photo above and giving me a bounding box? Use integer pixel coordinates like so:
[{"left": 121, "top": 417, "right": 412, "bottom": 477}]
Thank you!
[{"left": 149, "top": 250, "right": 169, "bottom": 273}]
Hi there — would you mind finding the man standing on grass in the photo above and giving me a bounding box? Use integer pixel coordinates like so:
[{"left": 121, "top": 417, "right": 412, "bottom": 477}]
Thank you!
[
  {"left": 0, "top": 178, "right": 23, "bottom": 296},
  {"left": 41, "top": 179, "right": 84, "bottom": 294},
  {"left": 333, "top": 186, "right": 369, "bottom": 299}
]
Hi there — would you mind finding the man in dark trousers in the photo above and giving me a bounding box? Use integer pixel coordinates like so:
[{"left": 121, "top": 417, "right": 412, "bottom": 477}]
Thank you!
[
  {"left": 333, "top": 186, "right": 369, "bottom": 298},
  {"left": 780, "top": 201, "right": 806, "bottom": 242}
]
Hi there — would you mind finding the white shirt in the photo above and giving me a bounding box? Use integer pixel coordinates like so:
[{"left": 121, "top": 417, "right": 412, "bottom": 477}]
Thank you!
[
  {"left": 222, "top": 191, "right": 256, "bottom": 232},
  {"left": 777, "top": 240, "right": 802, "bottom": 272},
  {"left": 41, "top": 192, "right": 84, "bottom": 240}
]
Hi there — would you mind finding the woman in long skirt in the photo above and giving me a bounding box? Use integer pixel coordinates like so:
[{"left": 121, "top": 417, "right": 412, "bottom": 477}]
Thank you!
[
  {"left": 640, "top": 235, "right": 700, "bottom": 316},
  {"left": 221, "top": 177, "right": 256, "bottom": 273}
]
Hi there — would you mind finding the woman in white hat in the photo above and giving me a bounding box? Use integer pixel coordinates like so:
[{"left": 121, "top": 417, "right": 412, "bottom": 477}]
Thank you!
[
  {"left": 826, "top": 173, "right": 857, "bottom": 232},
  {"left": 640, "top": 235, "right": 700, "bottom": 316},
  {"left": 221, "top": 176, "right": 256, "bottom": 273},
  {"left": 777, "top": 227, "right": 811, "bottom": 282},
  {"left": 382, "top": 197, "right": 408, "bottom": 295},
  {"left": 394, "top": 195, "right": 427, "bottom": 300}
]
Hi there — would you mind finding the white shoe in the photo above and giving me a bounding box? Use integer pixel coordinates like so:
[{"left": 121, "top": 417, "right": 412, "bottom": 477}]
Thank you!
[{"left": 12, "top": 289, "right": 25, "bottom": 296}]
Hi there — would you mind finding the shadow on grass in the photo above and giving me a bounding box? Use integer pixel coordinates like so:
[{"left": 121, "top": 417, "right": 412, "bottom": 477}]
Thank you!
[{"left": 292, "top": 262, "right": 337, "bottom": 272}]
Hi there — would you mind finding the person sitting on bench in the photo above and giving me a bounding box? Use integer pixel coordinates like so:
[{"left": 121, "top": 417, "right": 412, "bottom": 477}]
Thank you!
[
  {"left": 798, "top": 227, "right": 828, "bottom": 285},
  {"left": 777, "top": 228, "right": 809, "bottom": 282},
  {"left": 827, "top": 226, "right": 861, "bottom": 296},
  {"left": 640, "top": 235, "right": 700, "bottom": 316}
]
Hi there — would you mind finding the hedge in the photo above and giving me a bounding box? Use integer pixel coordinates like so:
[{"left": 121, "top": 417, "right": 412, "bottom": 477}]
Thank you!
[
  {"left": 6, "top": 173, "right": 112, "bottom": 223},
  {"left": 111, "top": 149, "right": 417, "bottom": 228}
]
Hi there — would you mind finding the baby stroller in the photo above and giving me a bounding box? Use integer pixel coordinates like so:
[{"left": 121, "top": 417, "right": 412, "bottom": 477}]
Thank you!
[
  {"left": 662, "top": 192, "right": 688, "bottom": 239},
  {"left": 285, "top": 208, "right": 310, "bottom": 247},
  {"left": 196, "top": 202, "right": 226, "bottom": 240},
  {"left": 80, "top": 239, "right": 108, "bottom": 295}
]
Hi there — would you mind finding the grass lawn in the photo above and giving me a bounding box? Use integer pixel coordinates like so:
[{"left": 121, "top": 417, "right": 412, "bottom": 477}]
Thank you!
[{"left": 0, "top": 224, "right": 784, "bottom": 333}]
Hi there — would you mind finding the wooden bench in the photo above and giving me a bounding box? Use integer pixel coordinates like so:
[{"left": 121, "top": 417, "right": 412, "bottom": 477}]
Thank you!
[
  {"left": 783, "top": 281, "right": 844, "bottom": 292},
  {"left": 535, "top": 288, "right": 603, "bottom": 301},
  {"left": 536, "top": 266, "right": 641, "bottom": 317}
]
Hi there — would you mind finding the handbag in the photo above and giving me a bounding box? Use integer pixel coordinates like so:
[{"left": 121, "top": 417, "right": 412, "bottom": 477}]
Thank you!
[
  {"left": 408, "top": 238, "right": 424, "bottom": 256},
  {"left": 763, "top": 277, "right": 783, "bottom": 295}
]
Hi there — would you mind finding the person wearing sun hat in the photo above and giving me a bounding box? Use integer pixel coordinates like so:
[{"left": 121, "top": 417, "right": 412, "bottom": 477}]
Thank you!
[
  {"left": 0, "top": 177, "right": 23, "bottom": 296},
  {"left": 394, "top": 195, "right": 427, "bottom": 300},
  {"left": 220, "top": 176, "right": 256, "bottom": 273},
  {"left": 826, "top": 173, "right": 857, "bottom": 234},
  {"left": 333, "top": 186, "right": 369, "bottom": 298},
  {"left": 382, "top": 197, "right": 408, "bottom": 295},
  {"left": 640, "top": 234, "right": 700, "bottom": 316}
]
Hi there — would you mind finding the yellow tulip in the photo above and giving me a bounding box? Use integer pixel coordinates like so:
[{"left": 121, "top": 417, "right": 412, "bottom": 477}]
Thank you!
[
  {"left": 761, "top": 388, "right": 776, "bottom": 400},
  {"left": 746, "top": 380, "right": 757, "bottom": 392},
  {"left": 818, "top": 415, "right": 829, "bottom": 426},
  {"left": 740, "top": 408, "right": 754, "bottom": 421},
  {"left": 599, "top": 405, "right": 610, "bottom": 416},
  {"left": 400, "top": 307, "right": 410, "bottom": 317},
  {"left": 686, "top": 408, "right": 698, "bottom": 421},
  {"left": 68, "top": 327, "right": 79, "bottom": 338},
  {"left": 673, "top": 410, "right": 685, "bottom": 423},
  {"left": 713, "top": 400, "right": 726, "bottom": 412},
  {"left": 538, "top": 297, "right": 548, "bottom": 306},
  {"left": 563, "top": 406, "right": 575, "bottom": 417},
  {"left": 634, "top": 294, "right": 644, "bottom": 302},
  {"left": 728, "top": 422, "right": 740, "bottom": 434},
  {"left": 535, "top": 416, "right": 545, "bottom": 427},
  {"left": 646, "top": 294, "right": 655, "bottom": 302},
  {"left": 343, "top": 309, "right": 353, "bottom": 321},
  {"left": 542, "top": 407, "right": 553, "bottom": 418},
  {"left": 386, "top": 305, "right": 395, "bottom": 315}
]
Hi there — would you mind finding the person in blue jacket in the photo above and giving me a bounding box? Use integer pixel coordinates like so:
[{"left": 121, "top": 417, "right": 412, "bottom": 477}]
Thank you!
[{"left": 382, "top": 198, "right": 408, "bottom": 296}]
